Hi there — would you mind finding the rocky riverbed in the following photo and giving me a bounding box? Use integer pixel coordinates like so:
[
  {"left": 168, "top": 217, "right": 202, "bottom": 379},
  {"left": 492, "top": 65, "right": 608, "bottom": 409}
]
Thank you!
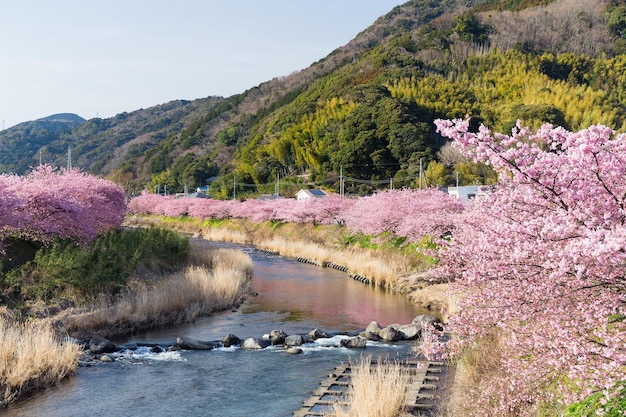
[{"left": 78, "top": 314, "right": 443, "bottom": 363}]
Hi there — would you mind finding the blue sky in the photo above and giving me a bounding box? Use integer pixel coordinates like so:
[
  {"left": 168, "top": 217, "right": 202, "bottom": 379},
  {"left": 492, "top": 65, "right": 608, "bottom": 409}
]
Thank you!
[{"left": 0, "top": 1, "right": 405, "bottom": 129}]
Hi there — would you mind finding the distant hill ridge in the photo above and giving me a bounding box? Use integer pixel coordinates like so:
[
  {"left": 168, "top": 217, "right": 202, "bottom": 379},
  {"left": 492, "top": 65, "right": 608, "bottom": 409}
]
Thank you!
[{"left": 36, "top": 113, "right": 86, "bottom": 123}]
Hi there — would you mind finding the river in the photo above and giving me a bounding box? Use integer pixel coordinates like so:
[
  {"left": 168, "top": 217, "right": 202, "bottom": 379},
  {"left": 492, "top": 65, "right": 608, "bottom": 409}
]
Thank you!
[{"left": 4, "top": 242, "right": 425, "bottom": 417}]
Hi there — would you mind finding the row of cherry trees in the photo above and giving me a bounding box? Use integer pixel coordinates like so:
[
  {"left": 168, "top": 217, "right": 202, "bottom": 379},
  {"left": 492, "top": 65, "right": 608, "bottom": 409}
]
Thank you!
[
  {"left": 426, "top": 118, "right": 626, "bottom": 415},
  {"left": 127, "top": 187, "right": 466, "bottom": 244},
  {"left": 126, "top": 118, "right": 626, "bottom": 413},
  {"left": 0, "top": 165, "right": 126, "bottom": 252}
]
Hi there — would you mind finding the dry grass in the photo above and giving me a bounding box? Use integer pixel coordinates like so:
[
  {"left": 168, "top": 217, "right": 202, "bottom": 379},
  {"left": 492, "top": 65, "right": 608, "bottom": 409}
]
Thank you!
[
  {"left": 60, "top": 246, "right": 253, "bottom": 338},
  {"left": 434, "top": 331, "right": 518, "bottom": 417},
  {"left": 235, "top": 232, "right": 411, "bottom": 285},
  {"left": 0, "top": 318, "right": 81, "bottom": 406},
  {"left": 324, "top": 356, "right": 410, "bottom": 417},
  {"left": 129, "top": 216, "right": 416, "bottom": 287},
  {"left": 200, "top": 226, "right": 248, "bottom": 244}
]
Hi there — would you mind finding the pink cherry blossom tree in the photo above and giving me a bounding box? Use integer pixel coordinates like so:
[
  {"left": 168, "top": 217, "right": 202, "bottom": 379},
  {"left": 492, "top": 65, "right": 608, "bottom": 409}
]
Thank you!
[
  {"left": 1, "top": 165, "right": 126, "bottom": 246},
  {"left": 0, "top": 174, "right": 24, "bottom": 252},
  {"left": 341, "top": 188, "right": 464, "bottom": 243},
  {"left": 426, "top": 118, "right": 626, "bottom": 415}
]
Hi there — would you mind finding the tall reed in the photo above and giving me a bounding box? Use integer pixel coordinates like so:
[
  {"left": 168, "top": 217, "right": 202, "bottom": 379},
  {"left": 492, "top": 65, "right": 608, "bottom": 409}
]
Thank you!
[
  {"left": 128, "top": 216, "right": 416, "bottom": 287},
  {"left": 430, "top": 331, "right": 518, "bottom": 417},
  {"left": 324, "top": 356, "right": 409, "bottom": 417},
  {"left": 61, "top": 246, "right": 253, "bottom": 338},
  {"left": 0, "top": 318, "right": 81, "bottom": 407}
]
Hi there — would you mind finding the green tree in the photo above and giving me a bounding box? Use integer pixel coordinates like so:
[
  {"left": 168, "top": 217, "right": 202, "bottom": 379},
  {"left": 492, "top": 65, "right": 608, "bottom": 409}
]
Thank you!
[
  {"left": 454, "top": 161, "right": 497, "bottom": 185},
  {"left": 608, "top": 6, "right": 626, "bottom": 38},
  {"left": 454, "top": 12, "right": 489, "bottom": 43},
  {"left": 424, "top": 160, "right": 450, "bottom": 187}
]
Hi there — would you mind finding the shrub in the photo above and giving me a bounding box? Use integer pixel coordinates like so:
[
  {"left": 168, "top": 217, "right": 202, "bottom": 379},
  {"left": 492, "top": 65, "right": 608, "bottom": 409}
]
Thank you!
[
  {"left": 6, "top": 227, "right": 190, "bottom": 302},
  {"left": 564, "top": 383, "right": 626, "bottom": 416}
]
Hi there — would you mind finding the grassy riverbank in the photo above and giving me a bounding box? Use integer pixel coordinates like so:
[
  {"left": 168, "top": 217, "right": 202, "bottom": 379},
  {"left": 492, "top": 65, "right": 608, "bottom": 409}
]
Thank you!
[
  {"left": 324, "top": 357, "right": 410, "bottom": 417},
  {"left": 56, "top": 243, "right": 253, "bottom": 339},
  {"left": 0, "top": 315, "right": 82, "bottom": 407},
  {"left": 124, "top": 215, "right": 457, "bottom": 318},
  {"left": 0, "top": 229, "right": 254, "bottom": 408}
]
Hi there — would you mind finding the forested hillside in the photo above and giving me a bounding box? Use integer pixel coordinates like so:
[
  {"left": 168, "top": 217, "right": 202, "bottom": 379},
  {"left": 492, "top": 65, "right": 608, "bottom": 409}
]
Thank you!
[{"left": 2, "top": 0, "right": 625, "bottom": 197}]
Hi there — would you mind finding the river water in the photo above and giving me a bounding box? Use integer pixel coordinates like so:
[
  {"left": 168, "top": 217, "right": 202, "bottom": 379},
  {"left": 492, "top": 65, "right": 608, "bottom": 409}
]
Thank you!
[{"left": 4, "top": 242, "right": 425, "bottom": 417}]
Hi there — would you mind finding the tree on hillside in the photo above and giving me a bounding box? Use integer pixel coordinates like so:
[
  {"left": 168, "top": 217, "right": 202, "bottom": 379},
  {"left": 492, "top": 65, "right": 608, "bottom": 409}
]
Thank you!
[
  {"left": 436, "top": 141, "right": 468, "bottom": 168},
  {"left": 426, "top": 118, "right": 626, "bottom": 415},
  {"left": 608, "top": 5, "right": 626, "bottom": 38},
  {"left": 454, "top": 12, "right": 489, "bottom": 44}
]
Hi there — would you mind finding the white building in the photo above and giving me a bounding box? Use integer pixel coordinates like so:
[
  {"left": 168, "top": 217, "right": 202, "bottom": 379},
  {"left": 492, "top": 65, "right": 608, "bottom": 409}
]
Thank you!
[
  {"left": 296, "top": 189, "right": 327, "bottom": 201},
  {"left": 447, "top": 185, "right": 490, "bottom": 202}
]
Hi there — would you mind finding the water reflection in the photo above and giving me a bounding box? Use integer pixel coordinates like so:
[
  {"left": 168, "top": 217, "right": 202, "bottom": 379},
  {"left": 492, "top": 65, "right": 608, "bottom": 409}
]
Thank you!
[{"left": 4, "top": 241, "right": 426, "bottom": 417}]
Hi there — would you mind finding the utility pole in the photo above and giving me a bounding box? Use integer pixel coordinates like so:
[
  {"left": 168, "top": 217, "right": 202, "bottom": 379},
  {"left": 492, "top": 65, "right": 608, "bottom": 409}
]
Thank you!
[
  {"left": 340, "top": 166, "right": 345, "bottom": 197},
  {"left": 233, "top": 174, "right": 236, "bottom": 200},
  {"left": 275, "top": 172, "right": 280, "bottom": 197},
  {"left": 419, "top": 158, "right": 423, "bottom": 189},
  {"left": 67, "top": 147, "right": 72, "bottom": 170}
]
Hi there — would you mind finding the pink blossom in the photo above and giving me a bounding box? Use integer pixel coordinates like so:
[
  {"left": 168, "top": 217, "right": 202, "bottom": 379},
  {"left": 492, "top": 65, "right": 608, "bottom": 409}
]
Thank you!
[
  {"left": 0, "top": 165, "right": 126, "bottom": 246},
  {"left": 426, "top": 118, "right": 626, "bottom": 414}
]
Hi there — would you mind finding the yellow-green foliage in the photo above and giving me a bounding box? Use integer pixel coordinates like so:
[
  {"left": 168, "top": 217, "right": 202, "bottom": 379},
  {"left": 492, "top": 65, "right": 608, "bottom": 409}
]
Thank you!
[
  {"left": 387, "top": 49, "right": 626, "bottom": 133},
  {"left": 266, "top": 98, "right": 357, "bottom": 170},
  {"left": 235, "top": 46, "right": 626, "bottom": 189}
]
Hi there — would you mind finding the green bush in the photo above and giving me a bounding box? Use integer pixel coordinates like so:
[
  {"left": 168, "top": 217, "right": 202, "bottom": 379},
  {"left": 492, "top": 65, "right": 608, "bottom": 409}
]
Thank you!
[
  {"left": 5, "top": 227, "right": 189, "bottom": 301},
  {"left": 564, "top": 383, "right": 626, "bottom": 417}
]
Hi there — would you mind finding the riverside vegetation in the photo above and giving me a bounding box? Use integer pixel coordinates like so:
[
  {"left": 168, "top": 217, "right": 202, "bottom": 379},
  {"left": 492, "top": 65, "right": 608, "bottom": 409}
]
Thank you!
[
  {"left": 0, "top": 168, "right": 253, "bottom": 407},
  {"left": 4, "top": 117, "right": 626, "bottom": 414},
  {"left": 0, "top": 230, "right": 253, "bottom": 407},
  {"left": 125, "top": 120, "right": 626, "bottom": 416}
]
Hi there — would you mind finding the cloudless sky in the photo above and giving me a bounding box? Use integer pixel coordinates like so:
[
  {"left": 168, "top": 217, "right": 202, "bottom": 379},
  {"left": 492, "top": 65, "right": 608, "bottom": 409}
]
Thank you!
[{"left": 0, "top": 0, "right": 406, "bottom": 129}]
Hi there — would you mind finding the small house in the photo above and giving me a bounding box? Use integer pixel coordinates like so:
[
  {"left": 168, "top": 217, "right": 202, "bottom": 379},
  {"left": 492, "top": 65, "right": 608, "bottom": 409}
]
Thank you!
[
  {"left": 296, "top": 189, "right": 327, "bottom": 201},
  {"left": 448, "top": 185, "right": 490, "bottom": 202}
]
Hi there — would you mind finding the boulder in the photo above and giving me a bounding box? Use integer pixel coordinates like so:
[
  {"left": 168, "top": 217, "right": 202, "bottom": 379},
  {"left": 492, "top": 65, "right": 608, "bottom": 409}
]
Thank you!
[
  {"left": 365, "top": 321, "right": 383, "bottom": 335},
  {"left": 221, "top": 333, "right": 241, "bottom": 347},
  {"left": 397, "top": 324, "right": 421, "bottom": 340},
  {"left": 284, "top": 347, "right": 303, "bottom": 354},
  {"left": 379, "top": 326, "right": 403, "bottom": 341},
  {"left": 176, "top": 337, "right": 219, "bottom": 351},
  {"left": 285, "top": 334, "right": 305, "bottom": 347},
  {"left": 242, "top": 337, "right": 270, "bottom": 350},
  {"left": 99, "top": 354, "right": 114, "bottom": 362},
  {"left": 360, "top": 331, "right": 382, "bottom": 341},
  {"left": 308, "top": 328, "right": 328, "bottom": 339},
  {"left": 88, "top": 335, "right": 116, "bottom": 354},
  {"left": 269, "top": 329, "right": 287, "bottom": 345},
  {"left": 413, "top": 315, "right": 443, "bottom": 331},
  {"left": 340, "top": 337, "right": 367, "bottom": 349},
  {"left": 151, "top": 345, "right": 165, "bottom": 353}
]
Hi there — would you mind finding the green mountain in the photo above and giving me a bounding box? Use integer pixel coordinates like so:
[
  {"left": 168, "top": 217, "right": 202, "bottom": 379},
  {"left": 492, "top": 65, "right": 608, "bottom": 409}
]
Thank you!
[
  {"left": 0, "top": 114, "right": 86, "bottom": 172},
  {"left": 1, "top": 0, "right": 625, "bottom": 197}
]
